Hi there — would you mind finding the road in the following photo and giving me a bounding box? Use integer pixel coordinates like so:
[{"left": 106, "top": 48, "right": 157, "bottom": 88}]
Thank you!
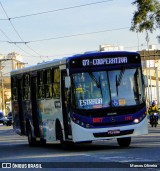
[{"left": 0, "top": 123, "right": 160, "bottom": 171}]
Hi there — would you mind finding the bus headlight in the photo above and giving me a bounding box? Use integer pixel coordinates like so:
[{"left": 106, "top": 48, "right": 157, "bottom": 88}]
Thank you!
[{"left": 133, "top": 118, "right": 139, "bottom": 124}]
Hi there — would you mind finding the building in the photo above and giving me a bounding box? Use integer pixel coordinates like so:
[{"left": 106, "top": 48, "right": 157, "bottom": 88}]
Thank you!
[
  {"left": 0, "top": 52, "right": 25, "bottom": 115},
  {"left": 139, "top": 49, "right": 160, "bottom": 107},
  {"left": 99, "top": 44, "right": 124, "bottom": 51}
]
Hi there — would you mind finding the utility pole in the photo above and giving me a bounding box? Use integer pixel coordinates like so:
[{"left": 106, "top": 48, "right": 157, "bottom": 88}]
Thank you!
[
  {"left": 0, "top": 58, "right": 13, "bottom": 115},
  {"left": 0, "top": 60, "right": 4, "bottom": 114},
  {"left": 155, "top": 67, "right": 159, "bottom": 105}
]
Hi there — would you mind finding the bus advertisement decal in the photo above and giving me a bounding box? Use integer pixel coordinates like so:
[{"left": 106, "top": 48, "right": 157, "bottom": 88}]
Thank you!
[{"left": 54, "top": 101, "right": 61, "bottom": 108}]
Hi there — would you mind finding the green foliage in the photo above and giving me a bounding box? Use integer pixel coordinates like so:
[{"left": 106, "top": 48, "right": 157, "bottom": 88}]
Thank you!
[{"left": 130, "top": 0, "right": 160, "bottom": 33}]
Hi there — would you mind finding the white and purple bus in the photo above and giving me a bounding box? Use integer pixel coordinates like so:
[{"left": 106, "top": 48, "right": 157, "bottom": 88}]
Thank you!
[{"left": 11, "top": 51, "right": 148, "bottom": 147}]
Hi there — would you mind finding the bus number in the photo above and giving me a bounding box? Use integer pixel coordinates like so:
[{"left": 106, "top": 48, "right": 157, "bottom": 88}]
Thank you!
[{"left": 82, "top": 59, "right": 89, "bottom": 66}]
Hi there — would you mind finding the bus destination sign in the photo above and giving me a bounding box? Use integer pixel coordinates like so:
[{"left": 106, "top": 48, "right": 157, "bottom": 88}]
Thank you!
[{"left": 82, "top": 57, "right": 128, "bottom": 67}]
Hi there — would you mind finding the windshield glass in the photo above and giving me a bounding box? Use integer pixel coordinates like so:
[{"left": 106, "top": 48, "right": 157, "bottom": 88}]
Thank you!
[{"left": 71, "top": 68, "right": 144, "bottom": 110}]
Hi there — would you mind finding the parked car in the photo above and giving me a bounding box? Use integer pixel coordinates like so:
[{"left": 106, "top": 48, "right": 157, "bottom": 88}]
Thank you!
[
  {"left": 0, "top": 112, "right": 5, "bottom": 124},
  {"left": 4, "top": 112, "right": 13, "bottom": 126}
]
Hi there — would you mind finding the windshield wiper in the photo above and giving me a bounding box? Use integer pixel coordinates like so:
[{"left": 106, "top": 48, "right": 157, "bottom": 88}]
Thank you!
[
  {"left": 88, "top": 72, "right": 103, "bottom": 98},
  {"left": 88, "top": 72, "right": 100, "bottom": 88},
  {"left": 116, "top": 67, "right": 125, "bottom": 96}
]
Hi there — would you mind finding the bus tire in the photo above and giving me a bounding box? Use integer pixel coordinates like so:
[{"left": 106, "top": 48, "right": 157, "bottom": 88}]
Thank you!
[
  {"left": 39, "top": 139, "right": 46, "bottom": 146},
  {"left": 27, "top": 125, "right": 36, "bottom": 147},
  {"left": 117, "top": 137, "right": 131, "bottom": 147},
  {"left": 56, "top": 124, "right": 63, "bottom": 143}
]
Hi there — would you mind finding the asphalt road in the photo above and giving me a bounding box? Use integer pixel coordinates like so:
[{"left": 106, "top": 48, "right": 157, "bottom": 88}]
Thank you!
[{"left": 0, "top": 123, "right": 160, "bottom": 171}]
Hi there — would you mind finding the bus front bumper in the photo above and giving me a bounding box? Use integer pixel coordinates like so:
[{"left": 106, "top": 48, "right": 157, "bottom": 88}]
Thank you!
[{"left": 71, "top": 117, "right": 148, "bottom": 142}]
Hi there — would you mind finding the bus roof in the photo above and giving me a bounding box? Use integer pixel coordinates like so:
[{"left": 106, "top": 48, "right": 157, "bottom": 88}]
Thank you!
[
  {"left": 11, "top": 51, "right": 140, "bottom": 76},
  {"left": 70, "top": 50, "right": 139, "bottom": 59},
  {"left": 11, "top": 57, "right": 67, "bottom": 75}
]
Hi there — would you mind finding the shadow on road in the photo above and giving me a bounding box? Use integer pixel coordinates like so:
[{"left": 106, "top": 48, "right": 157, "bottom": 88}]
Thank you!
[{"left": 0, "top": 124, "right": 160, "bottom": 153}]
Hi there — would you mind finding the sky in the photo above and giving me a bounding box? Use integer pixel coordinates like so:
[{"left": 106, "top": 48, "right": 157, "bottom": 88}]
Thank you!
[{"left": 0, "top": 0, "right": 160, "bottom": 66}]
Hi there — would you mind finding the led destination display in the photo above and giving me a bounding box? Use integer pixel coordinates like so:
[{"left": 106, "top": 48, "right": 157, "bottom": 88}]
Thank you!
[
  {"left": 69, "top": 53, "right": 141, "bottom": 69},
  {"left": 82, "top": 57, "right": 128, "bottom": 66}
]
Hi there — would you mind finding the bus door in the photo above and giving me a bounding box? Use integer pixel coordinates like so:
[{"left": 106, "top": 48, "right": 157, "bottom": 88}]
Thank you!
[
  {"left": 17, "top": 77, "right": 25, "bottom": 135},
  {"left": 30, "top": 76, "right": 41, "bottom": 138},
  {"left": 61, "top": 70, "right": 72, "bottom": 140}
]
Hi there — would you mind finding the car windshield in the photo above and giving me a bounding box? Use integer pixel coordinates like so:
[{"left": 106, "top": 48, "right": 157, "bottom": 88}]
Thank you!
[
  {"left": 71, "top": 68, "right": 144, "bottom": 110},
  {"left": 8, "top": 112, "right": 12, "bottom": 117}
]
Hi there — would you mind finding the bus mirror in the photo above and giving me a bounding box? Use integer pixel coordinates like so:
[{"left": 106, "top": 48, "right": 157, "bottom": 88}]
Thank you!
[
  {"left": 65, "top": 76, "right": 71, "bottom": 88},
  {"left": 143, "top": 75, "right": 148, "bottom": 87}
]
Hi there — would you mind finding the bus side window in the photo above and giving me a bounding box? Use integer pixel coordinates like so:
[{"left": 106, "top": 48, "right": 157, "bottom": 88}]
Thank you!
[
  {"left": 53, "top": 68, "right": 60, "bottom": 98},
  {"left": 44, "top": 69, "right": 52, "bottom": 98},
  {"left": 11, "top": 76, "right": 18, "bottom": 101},
  {"left": 23, "top": 74, "right": 30, "bottom": 100},
  {"left": 38, "top": 71, "right": 45, "bottom": 99}
]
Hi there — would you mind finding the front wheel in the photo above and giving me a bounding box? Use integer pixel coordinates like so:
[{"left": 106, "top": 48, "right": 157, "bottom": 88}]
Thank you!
[{"left": 117, "top": 137, "right": 131, "bottom": 147}]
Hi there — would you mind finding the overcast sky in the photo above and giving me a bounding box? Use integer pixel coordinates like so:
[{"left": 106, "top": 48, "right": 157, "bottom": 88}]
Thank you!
[{"left": 0, "top": 0, "right": 160, "bottom": 66}]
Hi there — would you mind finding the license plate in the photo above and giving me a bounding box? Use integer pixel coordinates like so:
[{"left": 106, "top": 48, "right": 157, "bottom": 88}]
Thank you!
[{"left": 108, "top": 130, "right": 120, "bottom": 135}]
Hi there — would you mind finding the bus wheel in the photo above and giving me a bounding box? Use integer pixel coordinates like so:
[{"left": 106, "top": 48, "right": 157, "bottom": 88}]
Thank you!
[
  {"left": 27, "top": 126, "right": 36, "bottom": 146},
  {"left": 56, "top": 125, "right": 64, "bottom": 144},
  {"left": 39, "top": 139, "right": 46, "bottom": 146},
  {"left": 117, "top": 137, "right": 131, "bottom": 147}
]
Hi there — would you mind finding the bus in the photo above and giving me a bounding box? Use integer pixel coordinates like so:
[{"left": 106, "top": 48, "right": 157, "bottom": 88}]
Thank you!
[{"left": 11, "top": 51, "right": 148, "bottom": 147}]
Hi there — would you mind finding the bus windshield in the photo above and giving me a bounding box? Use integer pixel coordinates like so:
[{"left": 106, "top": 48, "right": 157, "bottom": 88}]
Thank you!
[{"left": 71, "top": 68, "right": 144, "bottom": 109}]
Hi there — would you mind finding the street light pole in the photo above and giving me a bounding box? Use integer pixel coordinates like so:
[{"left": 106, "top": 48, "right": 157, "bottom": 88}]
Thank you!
[
  {"left": 0, "top": 60, "right": 5, "bottom": 114},
  {"left": 0, "top": 58, "right": 13, "bottom": 115},
  {"left": 1, "top": 75, "right": 5, "bottom": 114},
  {"left": 155, "top": 67, "right": 159, "bottom": 106}
]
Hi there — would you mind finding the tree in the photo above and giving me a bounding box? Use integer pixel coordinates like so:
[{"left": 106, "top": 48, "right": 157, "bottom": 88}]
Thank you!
[{"left": 130, "top": 0, "right": 160, "bottom": 43}]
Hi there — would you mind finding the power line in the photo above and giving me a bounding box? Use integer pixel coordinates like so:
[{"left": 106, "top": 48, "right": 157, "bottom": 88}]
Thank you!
[
  {"left": 0, "top": 26, "right": 131, "bottom": 44},
  {"left": 0, "top": 25, "right": 43, "bottom": 57},
  {"left": 0, "top": 2, "right": 23, "bottom": 41},
  {"left": 0, "top": 26, "right": 34, "bottom": 56},
  {"left": 0, "top": 27, "right": 130, "bottom": 44},
  {"left": 0, "top": 1, "right": 43, "bottom": 58},
  {"left": 0, "top": 0, "right": 113, "bottom": 20},
  {"left": 29, "top": 27, "right": 130, "bottom": 43},
  {"left": 0, "top": 26, "right": 130, "bottom": 46},
  {"left": 0, "top": 28, "right": 12, "bottom": 42},
  {"left": 8, "top": 41, "right": 29, "bottom": 44}
]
